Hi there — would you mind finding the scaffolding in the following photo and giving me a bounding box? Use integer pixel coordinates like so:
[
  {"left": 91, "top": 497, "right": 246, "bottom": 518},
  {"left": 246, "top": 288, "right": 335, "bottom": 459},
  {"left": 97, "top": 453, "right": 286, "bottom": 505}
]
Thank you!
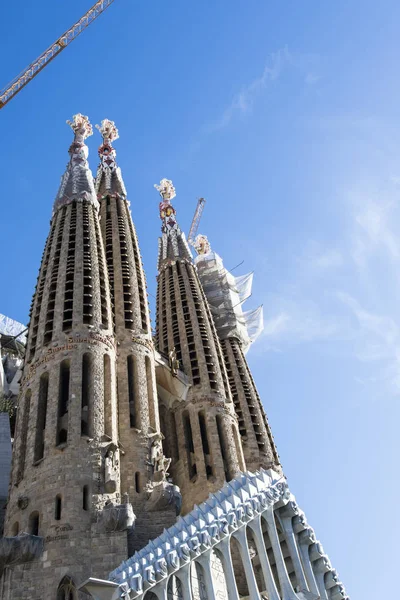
[{"left": 194, "top": 238, "right": 263, "bottom": 353}]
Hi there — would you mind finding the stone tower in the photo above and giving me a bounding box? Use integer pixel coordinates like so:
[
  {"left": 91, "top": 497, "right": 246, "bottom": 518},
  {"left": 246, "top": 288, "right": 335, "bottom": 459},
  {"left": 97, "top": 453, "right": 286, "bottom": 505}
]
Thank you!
[
  {"left": 2, "top": 114, "right": 131, "bottom": 599},
  {"left": 193, "top": 234, "right": 281, "bottom": 473},
  {"left": 154, "top": 180, "right": 245, "bottom": 514},
  {"left": 95, "top": 121, "right": 179, "bottom": 551}
]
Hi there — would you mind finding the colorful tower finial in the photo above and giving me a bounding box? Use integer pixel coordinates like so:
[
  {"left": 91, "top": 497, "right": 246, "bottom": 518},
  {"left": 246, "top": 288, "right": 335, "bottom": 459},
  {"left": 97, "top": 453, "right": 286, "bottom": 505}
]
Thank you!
[
  {"left": 155, "top": 179, "right": 177, "bottom": 231},
  {"left": 95, "top": 118, "right": 119, "bottom": 143},
  {"left": 66, "top": 113, "right": 93, "bottom": 140},
  {"left": 94, "top": 119, "right": 126, "bottom": 198},
  {"left": 154, "top": 178, "right": 176, "bottom": 203}
]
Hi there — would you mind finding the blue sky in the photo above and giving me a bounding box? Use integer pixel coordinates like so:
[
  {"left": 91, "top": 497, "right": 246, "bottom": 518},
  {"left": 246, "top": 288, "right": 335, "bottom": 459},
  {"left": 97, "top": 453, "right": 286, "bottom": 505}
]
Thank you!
[{"left": 1, "top": 0, "right": 398, "bottom": 596}]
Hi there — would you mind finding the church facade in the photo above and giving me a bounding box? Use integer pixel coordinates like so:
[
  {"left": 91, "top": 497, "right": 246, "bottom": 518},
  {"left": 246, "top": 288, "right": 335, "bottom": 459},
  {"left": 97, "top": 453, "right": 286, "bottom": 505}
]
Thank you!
[{"left": 0, "top": 115, "right": 349, "bottom": 600}]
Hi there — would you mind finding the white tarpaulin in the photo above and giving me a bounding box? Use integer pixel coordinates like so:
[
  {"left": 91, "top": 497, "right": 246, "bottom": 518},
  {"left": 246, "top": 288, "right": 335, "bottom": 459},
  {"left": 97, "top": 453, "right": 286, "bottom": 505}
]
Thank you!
[{"left": 0, "top": 314, "right": 27, "bottom": 344}]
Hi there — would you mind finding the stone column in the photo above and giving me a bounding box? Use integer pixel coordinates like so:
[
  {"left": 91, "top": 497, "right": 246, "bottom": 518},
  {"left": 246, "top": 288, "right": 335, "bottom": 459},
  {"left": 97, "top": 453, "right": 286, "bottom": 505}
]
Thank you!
[
  {"left": 196, "top": 551, "right": 216, "bottom": 599},
  {"left": 262, "top": 507, "right": 299, "bottom": 600},
  {"left": 232, "top": 527, "right": 261, "bottom": 600},
  {"left": 248, "top": 516, "right": 280, "bottom": 600},
  {"left": 278, "top": 504, "right": 309, "bottom": 593},
  {"left": 178, "top": 563, "right": 193, "bottom": 600},
  {"left": 309, "top": 544, "right": 330, "bottom": 600},
  {"left": 297, "top": 528, "right": 320, "bottom": 598},
  {"left": 217, "top": 538, "right": 240, "bottom": 600}
]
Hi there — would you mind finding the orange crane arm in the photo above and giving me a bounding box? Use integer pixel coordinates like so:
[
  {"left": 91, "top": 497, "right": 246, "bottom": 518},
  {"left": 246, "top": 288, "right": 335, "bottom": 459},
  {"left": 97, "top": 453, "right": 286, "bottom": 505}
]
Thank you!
[{"left": 0, "top": 0, "right": 116, "bottom": 109}]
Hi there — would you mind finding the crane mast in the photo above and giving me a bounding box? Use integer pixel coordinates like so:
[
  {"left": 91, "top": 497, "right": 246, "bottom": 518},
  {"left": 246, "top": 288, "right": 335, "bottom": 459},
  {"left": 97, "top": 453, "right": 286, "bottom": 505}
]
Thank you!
[
  {"left": 188, "top": 197, "right": 206, "bottom": 246},
  {"left": 0, "top": 0, "right": 116, "bottom": 109}
]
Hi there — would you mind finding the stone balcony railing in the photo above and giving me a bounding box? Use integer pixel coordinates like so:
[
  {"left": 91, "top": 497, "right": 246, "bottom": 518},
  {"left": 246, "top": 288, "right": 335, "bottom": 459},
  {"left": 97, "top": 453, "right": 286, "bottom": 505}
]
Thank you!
[{"left": 80, "top": 469, "right": 349, "bottom": 600}]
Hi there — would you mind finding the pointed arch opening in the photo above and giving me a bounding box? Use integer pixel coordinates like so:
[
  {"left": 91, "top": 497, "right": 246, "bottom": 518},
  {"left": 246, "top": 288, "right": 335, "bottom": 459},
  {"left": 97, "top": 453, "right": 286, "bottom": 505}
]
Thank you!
[{"left": 57, "top": 576, "right": 77, "bottom": 600}]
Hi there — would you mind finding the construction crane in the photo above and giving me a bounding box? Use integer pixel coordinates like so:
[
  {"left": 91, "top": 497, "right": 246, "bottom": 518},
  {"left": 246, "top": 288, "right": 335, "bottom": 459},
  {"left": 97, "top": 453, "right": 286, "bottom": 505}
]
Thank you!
[
  {"left": 188, "top": 197, "right": 206, "bottom": 247},
  {"left": 0, "top": 0, "right": 116, "bottom": 109}
]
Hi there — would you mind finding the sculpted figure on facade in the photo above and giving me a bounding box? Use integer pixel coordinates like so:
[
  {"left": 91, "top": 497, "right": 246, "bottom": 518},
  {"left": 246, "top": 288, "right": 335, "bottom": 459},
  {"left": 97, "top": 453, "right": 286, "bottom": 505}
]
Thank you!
[
  {"left": 168, "top": 347, "right": 179, "bottom": 377},
  {"left": 105, "top": 447, "right": 119, "bottom": 493},
  {"left": 148, "top": 432, "right": 171, "bottom": 481}
]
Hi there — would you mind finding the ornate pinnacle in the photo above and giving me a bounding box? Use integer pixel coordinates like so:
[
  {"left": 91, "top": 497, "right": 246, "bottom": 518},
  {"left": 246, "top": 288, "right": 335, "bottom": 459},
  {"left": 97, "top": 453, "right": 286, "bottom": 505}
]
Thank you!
[
  {"left": 66, "top": 113, "right": 93, "bottom": 139},
  {"left": 95, "top": 119, "right": 119, "bottom": 143},
  {"left": 154, "top": 179, "right": 176, "bottom": 203},
  {"left": 193, "top": 234, "right": 211, "bottom": 255}
]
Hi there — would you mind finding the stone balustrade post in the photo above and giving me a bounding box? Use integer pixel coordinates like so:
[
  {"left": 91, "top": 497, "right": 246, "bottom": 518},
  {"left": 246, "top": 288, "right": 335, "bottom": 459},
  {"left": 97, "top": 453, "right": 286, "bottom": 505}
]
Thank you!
[
  {"left": 278, "top": 505, "right": 310, "bottom": 594},
  {"left": 232, "top": 526, "right": 261, "bottom": 600},
  {"left": 177, "top": 563, "right": 193, "bottom": 600},
  {"left": 152, "top": 579, "right": 168, "bottom": 600},
  {"left": 217, "top": 537, "right": 241, "bottom": 600},
  {"left": 297, "top": 529, "right": 320, "bottom": 598},
  {"left": 196, "top": 551, "right": 216, "bottom": 599},
  {"left": 262, "top": 507, "right": 300, "bottom": 600},
  {"left": 248, "top": 515, "right": 280, "bottom": 600}
]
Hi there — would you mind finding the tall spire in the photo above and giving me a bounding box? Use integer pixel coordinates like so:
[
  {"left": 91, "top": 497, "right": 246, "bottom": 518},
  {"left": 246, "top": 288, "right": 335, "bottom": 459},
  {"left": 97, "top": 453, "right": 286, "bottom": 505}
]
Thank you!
[
  {"left": 154, "top": 179, "right": 244, "bottom": 514},
  {"left": 194, "top": 232, "right": 281, "bottom": 472},
  {"left": 53, "top": 113, "right": 98, "bottom": 215},
  {"left": 95, "top": 119, "right": 127, "bottom": 199},
  {"left": 155, "top": 178, "right": 192, "bottom": 267}
]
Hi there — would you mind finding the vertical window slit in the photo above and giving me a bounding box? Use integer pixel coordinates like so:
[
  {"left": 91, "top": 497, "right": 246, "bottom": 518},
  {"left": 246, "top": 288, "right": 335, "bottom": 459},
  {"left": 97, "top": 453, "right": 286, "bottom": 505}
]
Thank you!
[
  {"left": 34, "top": 373, "right": 48, "bottom": 462},
  {"left": 199, "top": 411, "right": 213, "bottom": 479},
  {"left": 127, "top": 355, "right": 137, "bottom": 428},
  {"left": 183, "top": 411, "right": 196, "bottom": 480},
  {"left": 81, "top": 353, "right": 92, "bottom": 437},
  {"left": 216, "top": 414, "right": 229, "bottom": 480},
  {"left": 103, "top": 354, "right": 112, "bottom": 439},
  {"left": 83, "top": 485, "right": 89, "bottom": 511},
  {"left": 29, "top": 511, "right": 39, "bottom": 536},
  {"left": 145, "top": 356, "right": 156, "bottom": 429},
  {"left": 55, "top": 495, "right": 62, "bottom": 521},
  {"left": 16, "top": 389, "right": 31, "bottom": 484},
  {"left": 56, "top": 360, "right": 70, "bottom": 446}
]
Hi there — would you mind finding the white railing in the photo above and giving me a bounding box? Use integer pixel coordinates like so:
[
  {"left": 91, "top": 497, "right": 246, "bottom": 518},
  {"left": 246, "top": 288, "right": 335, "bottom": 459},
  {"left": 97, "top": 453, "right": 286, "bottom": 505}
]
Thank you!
[{"left": 80, "top": 469, "right": 349, "bottom": 600}]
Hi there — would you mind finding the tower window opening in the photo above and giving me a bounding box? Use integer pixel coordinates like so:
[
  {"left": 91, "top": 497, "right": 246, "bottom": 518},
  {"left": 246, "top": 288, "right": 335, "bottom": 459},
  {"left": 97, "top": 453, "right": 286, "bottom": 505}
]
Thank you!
[
  {"left": 62, "top": 202, "right": 77, "bottom": 332},
  {"left": 127, "top": 355, "right": 137, "bottom": 428},
  {"left": 34, "top": 372, "right": 49, "bottom": 462},
  {"left": 94, "top": 217, "right": 109, "bottom": 329},
  {"left": 103, "top": 354, "right": 112, "bottom": 438},
  {"left": 198, "top": 411, "right": 213, "bottom": 479},
  {"left": 183, "top": 411, "right": 197, "bottom": 480},
  {"left": 29, "top": 213, "right": 58, "bottom": 358},
  {"left": 29, "top": 511, "right": 39, "bottom": 536},
  {"left": 216, "top": 414, "right": 229, "bottom": 480},
  {"left": 56, "top": 360, "right": 70, "bottom": 446},
  {"left": 124, "top": 202, "right": 148, "bottom": 332},
  {"left": 145, "top": 356, "right": 156, "bottom": 429},
  {"left": 55, "top": 495, "right": 62, "bottom": 520},
  {"left": 135, "top": 472, "right": 141, "bottom": 493},
  {"left": 81, "top": 353, "right": 92, "bottom": 437},
  {"left": 83, "top": 485, "right": 90, "bottom": 511},
  {"left": 16, "top": 389, "right": 31, "bottom": 484}
]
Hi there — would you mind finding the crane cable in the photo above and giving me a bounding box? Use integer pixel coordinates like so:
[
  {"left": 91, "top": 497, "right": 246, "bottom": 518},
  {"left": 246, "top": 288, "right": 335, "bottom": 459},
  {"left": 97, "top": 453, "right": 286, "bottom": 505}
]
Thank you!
[{"left": 0, "top": 0, "right": 116, "bottom": 109}]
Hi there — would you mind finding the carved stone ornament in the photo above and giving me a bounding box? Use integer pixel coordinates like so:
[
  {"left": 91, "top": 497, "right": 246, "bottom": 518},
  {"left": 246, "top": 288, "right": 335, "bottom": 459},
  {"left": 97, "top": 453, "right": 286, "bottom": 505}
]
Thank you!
[
  {"left": 95, "top": 119, "right": 119, "bottom": 143},
  {"left": 66, "top": 113, "right": 93, "bottom": 140},
  {"left": 194, "top": 234, "right": 211, "bottom": 255},
  {"left": 154, "top": 178, "right": 176, "bottom": 202},
  {"left": 17, "top": 495, "right": 29, "bottom": 510}
]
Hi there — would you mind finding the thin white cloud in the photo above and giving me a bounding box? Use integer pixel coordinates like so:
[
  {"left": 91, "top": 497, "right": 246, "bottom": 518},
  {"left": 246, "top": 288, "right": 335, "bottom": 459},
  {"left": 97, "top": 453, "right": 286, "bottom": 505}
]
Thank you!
[
  {"left": 205, "top": 46, "right": 321, "bottom": 133},
  {"left": 205, "top": 47, "right": 291, "bottom": 132}
]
